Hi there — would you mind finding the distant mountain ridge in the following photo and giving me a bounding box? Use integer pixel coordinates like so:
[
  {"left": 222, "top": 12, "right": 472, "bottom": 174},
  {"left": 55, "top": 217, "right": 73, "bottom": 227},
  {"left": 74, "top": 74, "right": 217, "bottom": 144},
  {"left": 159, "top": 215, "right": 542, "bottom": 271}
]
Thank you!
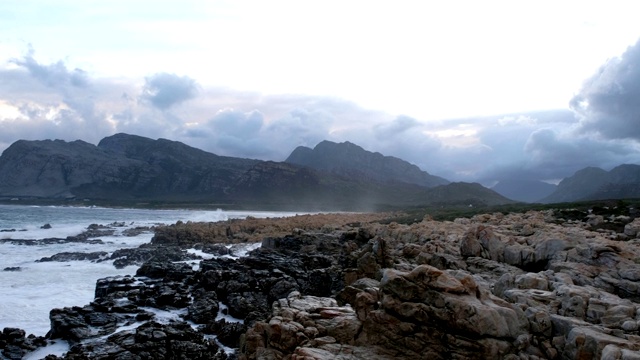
[
  {"left": 491, "top": 179, "right": 557, "bottom": 203},
  {"left": 286, "top": 140, "right": 449, "bottom": 187},
  {"left": 0, "top": 134, "right": 514, "bottom": 210},
  {"left": 541, "top": 164, "right": 640, "bottom": 203}
]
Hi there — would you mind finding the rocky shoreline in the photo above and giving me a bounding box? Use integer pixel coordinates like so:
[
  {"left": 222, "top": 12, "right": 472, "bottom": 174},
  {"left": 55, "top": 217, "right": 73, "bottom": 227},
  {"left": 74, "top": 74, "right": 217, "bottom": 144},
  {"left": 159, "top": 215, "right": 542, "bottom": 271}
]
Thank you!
[{"left": 2, "top": 209, "right": 640, "bottom": 359}]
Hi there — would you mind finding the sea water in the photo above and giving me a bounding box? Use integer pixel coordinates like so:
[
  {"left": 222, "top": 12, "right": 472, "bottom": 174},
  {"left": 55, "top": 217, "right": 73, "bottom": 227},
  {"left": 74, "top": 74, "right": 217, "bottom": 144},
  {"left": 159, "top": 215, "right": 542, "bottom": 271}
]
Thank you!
[{"left": 0, "top": 204, "right": 297, "bottom": 337}]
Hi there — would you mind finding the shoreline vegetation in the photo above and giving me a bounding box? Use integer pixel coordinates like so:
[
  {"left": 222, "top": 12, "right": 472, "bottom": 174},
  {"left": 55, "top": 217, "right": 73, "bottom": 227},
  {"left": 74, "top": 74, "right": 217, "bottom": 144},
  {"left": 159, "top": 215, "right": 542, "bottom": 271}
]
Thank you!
[{"left": 2, "top": 196, "right": 639, "bottom": 221}]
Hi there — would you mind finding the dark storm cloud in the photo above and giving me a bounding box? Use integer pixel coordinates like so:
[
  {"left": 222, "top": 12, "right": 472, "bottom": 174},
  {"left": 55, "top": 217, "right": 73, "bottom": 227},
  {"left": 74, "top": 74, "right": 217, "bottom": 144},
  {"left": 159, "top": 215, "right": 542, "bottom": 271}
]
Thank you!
[
  {"left": 11, "top": 47, "right": 89, "bottom": 88},
  {"left": 210, "top": 109, "right": 264, "bottom": 138},
  {"left": 189, "top": 109, "right": 268, "bottom": 158},
  {"left": 142, "top": 73, "right": 198, "bottom": 109},
  {"left": 450, "top": 109, "right": 640, "bottom": 184},
  {"left": 373, "top": 115, "right": 421, "bottom": 137},
  {"left": 520, "top": 128, "right": 639, "bottom": 180},
  {"left": 184, "top": 107, "right": 336, "bottom": 159},
  {"left": 265, "top": 108, "right": 333, "bottom": 147},
  {"left": 571, "top": 38, "right": 640, "bottom": 140}
]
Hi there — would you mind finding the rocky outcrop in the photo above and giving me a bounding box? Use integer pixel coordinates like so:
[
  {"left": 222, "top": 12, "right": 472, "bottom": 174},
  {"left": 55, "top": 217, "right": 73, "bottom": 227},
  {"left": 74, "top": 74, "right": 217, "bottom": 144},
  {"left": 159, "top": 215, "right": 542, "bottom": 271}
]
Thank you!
[
  {"left": 0, "top": 328, "right": 48, "bottom": 360},
  {"left": 11, "top": 207, "right": 640, "bottom": 359},
  {"left": 152, "top": 212, "right": 393, "bottom": 246},
  {"left": 239, "top": 208, "right": 640, "bottom": 359}
]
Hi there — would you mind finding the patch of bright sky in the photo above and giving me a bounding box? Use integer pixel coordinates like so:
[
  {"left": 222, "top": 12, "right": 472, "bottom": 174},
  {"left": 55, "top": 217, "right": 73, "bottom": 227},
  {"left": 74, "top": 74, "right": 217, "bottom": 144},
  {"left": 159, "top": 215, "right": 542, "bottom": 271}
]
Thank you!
[
  {"left": 1, "top": 0, "right": 640, "bottom": 121},
  {"left": 0, "top": 101, "right": 23, "bottom": 120}
]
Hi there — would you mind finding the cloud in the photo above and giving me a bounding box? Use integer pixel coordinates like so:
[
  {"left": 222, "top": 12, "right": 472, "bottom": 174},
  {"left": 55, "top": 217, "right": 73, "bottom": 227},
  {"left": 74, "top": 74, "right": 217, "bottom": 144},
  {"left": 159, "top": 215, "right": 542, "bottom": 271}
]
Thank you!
[
  {"left": 209, "top": 109, "right": 264, "bottom": 138},
  {"left": 183, "top": 106, "right": 339, "bottom": 159},
  {"left": 571, "top": 38, "right": 640, "bottom": 140},
  {"left": 443, "top": 109, "right": 640, "bottom": 183},
  {"left": 0, "top": 50, "right": 117, "bottom": 147},
  {"left": 142, "top": 73, "right": 198, "bottom": 109},
  {"left": 373, "top": 115, "right": 421, "bottom": 137},
  {"left": 11, "top": 46, "right": 89, "bottom": 88},
  {"left": 186, "top": 109, "right": 268, "bottom": 158},
  {"left": 1, "top": 48, "right": 639, "bottom": 187}
]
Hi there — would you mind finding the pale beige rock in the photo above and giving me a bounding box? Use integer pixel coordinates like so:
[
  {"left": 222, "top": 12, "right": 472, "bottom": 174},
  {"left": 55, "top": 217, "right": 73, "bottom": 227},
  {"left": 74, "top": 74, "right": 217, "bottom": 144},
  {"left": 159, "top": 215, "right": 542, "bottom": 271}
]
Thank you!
[
  {"left": 240, "top": 209, "right": 640, "bottom": 360},
  {"left": 623, "top": 218, "right": 640, "bottom": 237},
  {"left": 563, "top": 326, "right": 640, "bottom": 359},
  {"left": 515, "top": 272, "right": 549, "bottom": 291}
]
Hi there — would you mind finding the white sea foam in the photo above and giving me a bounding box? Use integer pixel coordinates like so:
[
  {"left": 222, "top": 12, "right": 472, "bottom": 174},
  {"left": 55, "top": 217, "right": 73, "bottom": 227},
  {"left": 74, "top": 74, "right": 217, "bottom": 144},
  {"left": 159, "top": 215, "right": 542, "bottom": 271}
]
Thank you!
[
  {"left": 0, "top": 205, "right": 298, "bottom": 337},
  {"left": 23, "top": 340, "right": 70, "bottom": 360},
  {"left": 216, "top": 303, "right": 244, "bottom": 324},
  {"left": 227, "top": 242, "right": 262, "bottom": 259},
  {"left": 186, "top": 248, "right": 216, "bottom": 260}
]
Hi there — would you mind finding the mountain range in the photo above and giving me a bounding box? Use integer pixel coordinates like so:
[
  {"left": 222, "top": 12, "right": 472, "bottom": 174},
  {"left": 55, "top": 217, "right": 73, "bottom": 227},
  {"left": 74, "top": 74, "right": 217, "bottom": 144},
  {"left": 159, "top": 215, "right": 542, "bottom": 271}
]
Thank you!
[
  {"left": 0, "top": 134, "right": 511, "bottom": 210},
  {"left": 540, "top": 164, "right": 640, "bottom": 203},
  {"left": 491, "top": 180, "right": 557, "bottom": 203},
  {"left": 1, "top": 133, "right": 638, "bottom": 209}
]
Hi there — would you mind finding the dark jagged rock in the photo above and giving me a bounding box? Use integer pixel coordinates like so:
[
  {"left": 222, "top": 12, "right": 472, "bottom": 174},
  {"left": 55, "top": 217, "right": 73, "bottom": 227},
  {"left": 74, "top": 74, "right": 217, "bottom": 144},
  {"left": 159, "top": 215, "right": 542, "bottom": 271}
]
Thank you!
[
  {"left": 62, "top": 321, "right": 224, "bottom": 360},
  {"left": 109, "top": 245, "right": 199, "bottom": 269},
  {"left": 136, "top": 261, "right": 195, "bottom": 281},
  {"left": 0, "top": 237, "right": 104, "bottom": 246},
  {"left": 36, "top": 251, "right": 109, "bottom": 263},
  {"left": 205, "top": 319, "right": 246, "bottom": 348},
  {"left": 186, "top": 290, "right": 220, "bottom": 324},
  {"left": 0, "top": 327, "right": 48, "bottom": 360},
  {"left": 94, "top": 275, "right": 144, "bottom": 299}
]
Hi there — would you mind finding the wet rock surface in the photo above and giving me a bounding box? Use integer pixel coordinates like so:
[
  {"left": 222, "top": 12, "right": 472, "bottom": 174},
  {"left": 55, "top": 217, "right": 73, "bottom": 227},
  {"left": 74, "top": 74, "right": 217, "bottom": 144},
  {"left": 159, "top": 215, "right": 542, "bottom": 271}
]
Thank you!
[
  {"left": 9, "top": 208, "right": 640, "bottom": 359},
  {"left": 0, "top": 327, "right": 48, "bottom": 360}
]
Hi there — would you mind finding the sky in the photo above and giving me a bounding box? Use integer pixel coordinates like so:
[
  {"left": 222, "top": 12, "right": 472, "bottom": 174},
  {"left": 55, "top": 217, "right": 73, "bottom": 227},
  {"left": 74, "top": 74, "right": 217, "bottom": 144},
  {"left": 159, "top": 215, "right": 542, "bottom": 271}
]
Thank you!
[{"left": 1, "top": 0, "right": 640, "bottom": 185}]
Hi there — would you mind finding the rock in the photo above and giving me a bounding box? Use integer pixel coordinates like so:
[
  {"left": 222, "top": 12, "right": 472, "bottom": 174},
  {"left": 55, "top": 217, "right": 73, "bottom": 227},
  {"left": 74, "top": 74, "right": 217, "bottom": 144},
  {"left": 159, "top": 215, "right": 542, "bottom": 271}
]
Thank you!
[
  {"left": 563, "top": 326, "right": 640, "bottom": 359},
  {"left": 136, "top": 260, "right": 194, "bottom": 280},
  {"left": 241, "top": 291, "right": 363, "bottom": 359},
  {"left": 40, "top": 223, "right": 52, "bottom": 229},
  {"left": 63, "top": 321, "right": 222, "bottom": 359},
  {"left": 0, "top": 327, "right": 47, "bottom": 360},
  {"left": 186, "top": 291, "right": 220, "bottom": 324},
  {"left": 36, "top": 251, "right": 109, "bottom": 262},
  {"left": 515, "top": 272, "right": 549, "bottom": 291},
  {"left": 586, "top": 214, "right": 605, "bottom": 227},
  {"left": 624, "top": 218, "right": 640, "bottom": 237},
  {"left": 14, "top": 209, "right": 640, "bottom": 360}
]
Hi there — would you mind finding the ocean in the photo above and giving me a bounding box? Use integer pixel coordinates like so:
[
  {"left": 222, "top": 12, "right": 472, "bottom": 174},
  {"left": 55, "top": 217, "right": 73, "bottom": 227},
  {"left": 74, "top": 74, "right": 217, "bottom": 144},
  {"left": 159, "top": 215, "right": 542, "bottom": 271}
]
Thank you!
[{"left": 0, "top": 204, "right": 298, "bottom": 338}]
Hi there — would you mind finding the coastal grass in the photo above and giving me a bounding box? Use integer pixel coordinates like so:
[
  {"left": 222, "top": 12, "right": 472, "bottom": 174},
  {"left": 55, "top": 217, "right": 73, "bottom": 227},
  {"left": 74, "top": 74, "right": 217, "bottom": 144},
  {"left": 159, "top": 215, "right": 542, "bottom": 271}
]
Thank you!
[
  {"left": 380, "top": 198, "right": 640, "bottom": 224},
  {"left": 2, "top": 197, "right": 639, "bottom": 225}
]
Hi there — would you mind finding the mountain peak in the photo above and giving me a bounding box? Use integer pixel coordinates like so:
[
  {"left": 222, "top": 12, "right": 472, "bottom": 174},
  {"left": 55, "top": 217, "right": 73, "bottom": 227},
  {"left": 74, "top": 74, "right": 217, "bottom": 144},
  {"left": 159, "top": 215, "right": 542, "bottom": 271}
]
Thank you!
[
  {"left": 541, "top": 164, "right": 640, "bottom": 203},
  {"left": 285, "top": 140, "right": 448, "bottom": 188}
]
